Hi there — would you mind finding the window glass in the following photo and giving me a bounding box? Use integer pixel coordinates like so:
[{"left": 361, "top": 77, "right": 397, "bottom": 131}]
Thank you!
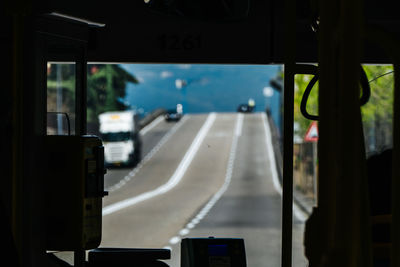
[
  {"left": 46, "top": 62, "right": 76, "bottom": 135},
  {"left": 361, "top": 65, "right": 394, "bottom": 154},
  {"left": 85, "top": 63, "right": 309, "bottom": 266},
  {"left": 292, "top": 73, "right": 319, "bottom": 267}
]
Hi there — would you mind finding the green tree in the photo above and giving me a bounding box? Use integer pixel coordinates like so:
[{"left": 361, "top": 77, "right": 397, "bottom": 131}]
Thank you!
[
  {"left": 361, "top": 65, "right": 394, "bottom": 152},
  {"left": 294, "top": 72, "right": 319, "bottom": 138},
  {"left": 46, "top": 64, "right": 76, "bottom": 114},
  {"left": 87, "top": 64, "right": 139, "bottom": 123},
  {"left": 268, "top": 69, "right": 318, "bottom": 139},
  {"left": 47, "top": 64, "right": 139, "bottom": 125},
  {"left": 292, "top": 65, "right": 394, "bottom": 152}
]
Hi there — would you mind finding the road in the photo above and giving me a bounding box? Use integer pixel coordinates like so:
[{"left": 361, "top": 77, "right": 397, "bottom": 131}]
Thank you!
[{"left": 100, "top": 112, "right": 308, "bottom": 267}]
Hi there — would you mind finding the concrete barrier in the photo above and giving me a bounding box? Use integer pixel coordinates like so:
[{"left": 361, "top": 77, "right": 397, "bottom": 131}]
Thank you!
[
  {"left": 138, "top": 108, "right": 167, "bottom": 130},
  {"left": 266, "top": 112, "right": 314, "bottom": 216}
]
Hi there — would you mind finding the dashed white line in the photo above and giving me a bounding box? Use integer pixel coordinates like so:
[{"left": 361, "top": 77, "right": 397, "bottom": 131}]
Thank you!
[
  {"left": 179, "top": 229, "right": 190, "bottom": 236},
  {"left": 169, "top": 236, "right": 181, "bottom": 245},
  {"left": 186, "top": 223, "right": 195, "bottom": 229},
  {"left": 103, "top": 113, "right": 216, "bottom": 216},
  {"left": 167, "top": 113, "right": 243, "bottom": 247}
]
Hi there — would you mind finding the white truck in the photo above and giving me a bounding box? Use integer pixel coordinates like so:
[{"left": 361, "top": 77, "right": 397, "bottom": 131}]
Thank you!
[{"left": 98, "top": 110, "right": 142, "bottom": 167}]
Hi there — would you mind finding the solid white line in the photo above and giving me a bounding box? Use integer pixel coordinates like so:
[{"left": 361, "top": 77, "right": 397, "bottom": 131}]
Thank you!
[
  {"left": 106, "top": 116, "right": 189, "bottom": 192},
  {"left": 261, "top": 113, "right": 308, "bottom": 222},
  {"left": 103, "top": 113, "right": 216, "bottom": 216},
  {"left": 140, "top": 115, "right": 164, "bottom": 136},
  {"left": 169, "top": 113, "right": 243, "bottom": 245},
  {"left": 261, "top": 113, "right": 282, "bottom": 195},
  {"left": 235, "top": 113, "right": 243, "bottom": 136}
]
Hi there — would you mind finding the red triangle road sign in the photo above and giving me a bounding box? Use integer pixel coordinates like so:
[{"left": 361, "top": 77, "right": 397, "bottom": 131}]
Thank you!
[{"left": 304, "top": 121, "right": 318, "bottom": 142}]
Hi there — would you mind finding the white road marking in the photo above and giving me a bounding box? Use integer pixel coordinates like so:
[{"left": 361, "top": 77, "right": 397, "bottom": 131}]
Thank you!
[
  {"left": 179, "top": 229, "right": 190, "bottom": 236},
  {"left": 235, "top": 113, "right": 243, "bottom": 136},
  {"left": 186, "top": 223, "right": 195, "bottom": 229},
  {"left": 103, "top": 113, "right": 216, "bottom": 216},
  {"left": 168, "top": 113, "right": 243, "bottom": 246},
  {"left": 106, "top": 115, "right": 189, "bottom": 192},
  {"left": 140, "top": 115, "right": 164, "bottom": 136},
  {"left": 169, "top": 236, "right": 181, "bottom": 245},
  {"left": 261, "top": 113, "right": 308, "bottom": 222}
]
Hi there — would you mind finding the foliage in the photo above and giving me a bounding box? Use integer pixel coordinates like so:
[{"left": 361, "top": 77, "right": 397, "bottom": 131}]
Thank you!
[
  {"left": 46, "top": 64, "right": 76, "bottom": 116},
  {"left": 292, "top": 64, "right": 394, "bottom": 152},
  {"left": 361, "top": 65, "right": 394, "bottom": 153},
  {"left": 87, "top": 64, "right": 138, "bottom": 123},
  {"left": 294, "top": 72, "right": 319, "bottom": 138},
  {"left": 47, "top": 63, "right": 138, "bottom": 124}
]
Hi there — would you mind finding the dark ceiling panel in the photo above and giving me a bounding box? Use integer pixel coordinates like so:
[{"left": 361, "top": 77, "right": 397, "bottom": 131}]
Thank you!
[{"left": 31, "top": 0, "right": 400, "bottom": 64}]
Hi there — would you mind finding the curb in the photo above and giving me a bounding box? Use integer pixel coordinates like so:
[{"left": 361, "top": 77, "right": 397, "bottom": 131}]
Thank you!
[{"left": 266, "top": 113, "right": 313, "bottom": 218}]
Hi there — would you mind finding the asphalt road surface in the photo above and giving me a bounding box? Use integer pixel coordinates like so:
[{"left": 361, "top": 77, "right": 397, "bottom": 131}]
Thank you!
[{"left": 100, "top": 112, "right": 308, "bottom": 267}]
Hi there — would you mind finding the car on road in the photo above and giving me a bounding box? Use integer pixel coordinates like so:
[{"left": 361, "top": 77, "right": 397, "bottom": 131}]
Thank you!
[
  {"left": 164, "top": 109, "right": 182, "bottom": 122},
  {"left": 237, "top": 104, "right": 253, "bottom": 113},
  {"left": 237, "top": 98, "right": 256, "bottom": 113}
]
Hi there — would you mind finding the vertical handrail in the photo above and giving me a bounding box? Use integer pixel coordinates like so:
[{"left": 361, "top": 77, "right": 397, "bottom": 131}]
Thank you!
[
  {"left": 335, "top": 0, "right": 372, "bottom": 264},
  {"left": 392, "top": 62, "right": 400, "bottom": 267},
  {"left": 282, "top": 61, "right": 294, "bottom": 267},
  {"left": 75, "top": 49, "right": 87, "bottom": 135},
  {"left": 364, "top": 26, "right": 400, "bottom": 267},
  {"left": 302, "top": 2, "right": 341, "bottom": 266},
  {"left": 282, "top": 0, "right": 296, "bottom": 266},
  {"left": 307, "top": 0, "right": 373, "bottom": 266},
  {"left": 11, "top": 12, "right": 24, "bottom": 265}
]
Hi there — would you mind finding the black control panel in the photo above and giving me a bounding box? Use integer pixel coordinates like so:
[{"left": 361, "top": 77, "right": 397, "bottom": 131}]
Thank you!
[
  {"left": 181, "top": 237, "right": 247, "bottom": 267},
  {"left": 45, "top": 135, "right": 107, "bottom": 250}
]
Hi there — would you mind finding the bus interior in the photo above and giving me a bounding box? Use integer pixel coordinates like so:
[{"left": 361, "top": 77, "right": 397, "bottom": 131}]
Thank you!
[{"left": 2, "top": 0, "right": 400, "bottom": 266}]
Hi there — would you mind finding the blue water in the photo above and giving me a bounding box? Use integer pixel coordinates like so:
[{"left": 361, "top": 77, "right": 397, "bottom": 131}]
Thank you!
[{"left": 121, "top": 64, "right": 282, "bottom": 128}]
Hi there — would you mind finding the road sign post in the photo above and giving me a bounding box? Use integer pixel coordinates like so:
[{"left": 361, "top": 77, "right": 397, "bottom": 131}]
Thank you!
[
  {"left": 304, "top": 121, "right": 318, "bottom": 142},
  {"left": 304, "top": 121, "right": 319, "bottom": 204}
]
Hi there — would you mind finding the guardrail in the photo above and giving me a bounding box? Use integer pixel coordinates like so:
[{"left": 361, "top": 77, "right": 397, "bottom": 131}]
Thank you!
[
  {"left": 266, "top": 112, "right": 314, "bottom": 216},
  {"left": 138, "top": 108, "right": 167, "bottom": 130},
  {"left": 87, "top": 108, "right": 167, "bottom": 135}
]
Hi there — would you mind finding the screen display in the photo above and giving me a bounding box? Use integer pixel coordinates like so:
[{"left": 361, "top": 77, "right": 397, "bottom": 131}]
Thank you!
[{"left": 208, "top": 244, "right": 228, "bottom": 256}]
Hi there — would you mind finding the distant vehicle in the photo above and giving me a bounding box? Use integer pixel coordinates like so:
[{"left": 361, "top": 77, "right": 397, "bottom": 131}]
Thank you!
[
  {"left": 164, "top": 104, "right": 183, "bottom": 122},
  {"left": 237, "top": 104, "right": 253, "bottom": 113},
  {"left": 237, "top": 98, "right": 255, "bottom": 113},
  {"left": 98, "top": 110, "right": 142, "bottom": 167},
  {"left": 164, "top": 109, "right": 182, "bottom": 121}
]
